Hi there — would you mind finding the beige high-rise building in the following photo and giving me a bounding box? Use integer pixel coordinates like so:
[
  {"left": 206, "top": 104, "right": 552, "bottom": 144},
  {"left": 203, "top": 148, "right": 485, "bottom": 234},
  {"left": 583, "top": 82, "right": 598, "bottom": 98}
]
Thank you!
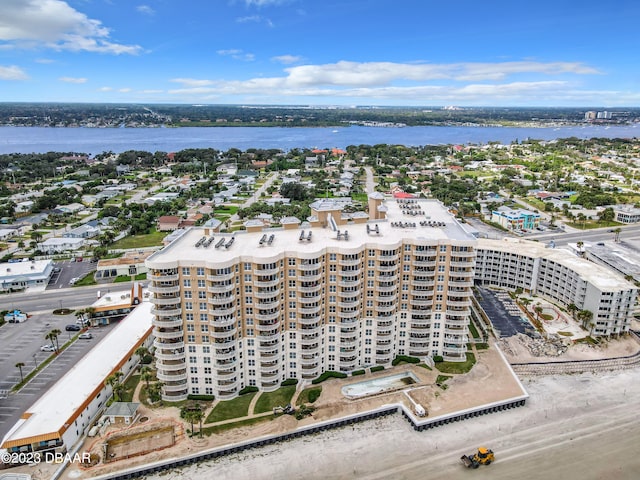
[{"left": 146, "top": 195, "right": 476, "bottom": 401}]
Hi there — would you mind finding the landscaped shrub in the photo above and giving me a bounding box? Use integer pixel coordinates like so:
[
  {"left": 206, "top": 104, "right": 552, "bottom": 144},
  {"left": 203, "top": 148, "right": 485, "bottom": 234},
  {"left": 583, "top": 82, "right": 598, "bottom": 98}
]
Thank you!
[
  {"left": 141, "top": 354, "right": 153, "bottom": 364},
  {"left": 239, "top": 386, "right": 259, "bottom": 395},
  {"left": 311, "top": 371, "right": 347, "bottom": 384},
  {"left": 281, "top": 378, "right": 299, "bottom": 386},
  {"left": 351, "top": 369, "right": 365, "bottom": 376},
  {"left": 307, "top": 388, "right": 321, "bottom": 403},
  {"left": 433, "top": 355, "right": 444, "bottom": 363},
  {"left": 187, "top": 394, "right": 215, "bottom": 401},
  {"left": 392, "top": 355, "right": 421, "bottom": 366},
  {"left": 370, "top": 365, "right": 385, "bottom": 373}
]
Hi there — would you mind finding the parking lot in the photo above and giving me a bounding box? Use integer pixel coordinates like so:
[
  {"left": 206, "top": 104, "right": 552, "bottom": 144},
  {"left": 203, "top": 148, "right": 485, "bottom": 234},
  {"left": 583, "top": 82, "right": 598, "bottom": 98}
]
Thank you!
[
  {"left": 46, "top": 258, "right": 97, "bottom": 289},
  {"left": 0, "top": 311, "right": 115, "bottom": 440},
  {"left": 475, "top": 287, "right": 535, "bottom": 337}
]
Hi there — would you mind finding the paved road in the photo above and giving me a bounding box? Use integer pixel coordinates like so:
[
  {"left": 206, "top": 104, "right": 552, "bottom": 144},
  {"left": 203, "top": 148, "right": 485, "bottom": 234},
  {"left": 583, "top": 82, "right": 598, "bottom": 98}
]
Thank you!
[{"left": 365, "top": 166, "right": 375, "bottom": 194}]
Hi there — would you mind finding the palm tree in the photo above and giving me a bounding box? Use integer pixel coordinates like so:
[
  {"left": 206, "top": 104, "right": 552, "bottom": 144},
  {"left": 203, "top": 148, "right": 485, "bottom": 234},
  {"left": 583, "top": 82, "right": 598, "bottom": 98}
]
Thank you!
[
  {"left": 45, "top": 329, "right": 61, "bottom": 352},
  {"left": 576, "top": 241, "right": 584, "bottom": 257},
  {"left": 519, "top": 297, "right": 532, "bottom": 309},
  {"left": 567, "top": 303, "right": 579, "bottom": 319},
  {"left": 578, "top": 309, "right": 594, "bottom": 331},
  {"left": 577, "top": 213, "right": 587, "bottom": 229},
  {"left": 613, "top": 227, "right": 622, "bottom": 243},
  {"left": 15, "top": 362, "right": 25, "bottom": 383},
  {"left": 135, "top": 346, "right": 150, "bottom": 364},
  {"left": 140, "top": 366, "right": 154, "bottom": 390},
  {"left": 105, "top": 371, "right": 124, "bottom": 400},
  {"left": 181, "top": 404, "right": 204, "bottom": 437},
  {"left": 147, "top": 381, "right": 164, "bottom": 403},
  {"left": 534, "top": 305, "right": 543, "bottom": 322}
]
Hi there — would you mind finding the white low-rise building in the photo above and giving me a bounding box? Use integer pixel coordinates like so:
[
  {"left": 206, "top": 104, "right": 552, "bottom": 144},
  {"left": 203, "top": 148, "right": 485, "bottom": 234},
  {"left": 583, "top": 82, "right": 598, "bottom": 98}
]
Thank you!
[
  {"left": 0, "top": 301, "right": 153, "bottom": 456},
  {"left": 38, "top": 237, "right": 84, "bottom": 254},
  {"left": 0, "top": 259, "right": 53, "bottom": 292}
]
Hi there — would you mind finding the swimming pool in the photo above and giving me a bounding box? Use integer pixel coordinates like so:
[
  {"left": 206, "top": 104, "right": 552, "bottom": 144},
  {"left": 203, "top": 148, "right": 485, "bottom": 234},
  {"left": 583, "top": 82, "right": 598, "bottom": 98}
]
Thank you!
[{"left": 342, "top": 372, "right": 419, "bottom": 398}]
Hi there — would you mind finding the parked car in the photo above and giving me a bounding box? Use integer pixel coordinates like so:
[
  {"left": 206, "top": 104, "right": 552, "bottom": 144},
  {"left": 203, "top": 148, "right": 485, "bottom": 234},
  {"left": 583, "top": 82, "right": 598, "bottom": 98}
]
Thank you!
[
  {"left": 76, "top": 318, "right": 90, "bottom": 326},
  {"left": 65, "top": 324, "right": 81, "bottom": 331},
  {"left": 78, "top": 332, "right": 93, "bottom": 339},
  {"left": 40, "top": 344, "right": 56, "bottom": 352}
]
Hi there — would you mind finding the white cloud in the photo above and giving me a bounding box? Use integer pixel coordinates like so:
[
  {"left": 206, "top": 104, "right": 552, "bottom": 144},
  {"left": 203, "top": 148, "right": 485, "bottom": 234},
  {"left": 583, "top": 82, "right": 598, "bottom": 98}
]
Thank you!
[
  {"left": 244, "top": 0, "right": 291, "bottom": 6},
  {"left": 118, "top": 88, "right": 132, "bottom": 93},
  {"left": 140, "top": 89, "right": 164, "bottom": 94},
  {"left": 136, "top": 5, "right": 155, "bottom": 15},
  {"left": 164, "top": 59, "right": 611, "bottom": 105},
  {"left": 35, "top": 58, "right": 55, "bottom": 64},
  {"left": 0, "top": 65, "right": 28, "bottom": 80},
  {"left": 272, "top": 54, "right": 302, "bottom": 65},
  {"left": 0, "top": 0, "right": 142, "bottom": 54},
  {"left": 98, "top": 86, "right": 113, "bottom": 92},
  {"left": 236, "top": 15, "right": 261, "bottom": 23},
  {"left": 59, "top": 76, "right": 87, "bottom": 83},
  {"left": 217, "top": 49, "right": 255, "bottom": 61}
]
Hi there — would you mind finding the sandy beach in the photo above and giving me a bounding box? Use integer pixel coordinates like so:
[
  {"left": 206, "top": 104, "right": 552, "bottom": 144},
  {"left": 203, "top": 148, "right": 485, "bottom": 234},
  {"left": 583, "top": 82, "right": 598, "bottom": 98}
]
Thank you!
[{"left": 134, "top": 368, "right": 640, "bottom": 480}]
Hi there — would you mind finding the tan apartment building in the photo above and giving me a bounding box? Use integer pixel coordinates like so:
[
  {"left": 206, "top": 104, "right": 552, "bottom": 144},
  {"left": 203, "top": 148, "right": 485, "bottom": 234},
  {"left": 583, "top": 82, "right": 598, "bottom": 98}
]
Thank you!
[{"left": 146, "top": 194, "right": 476, "bottom": 401}]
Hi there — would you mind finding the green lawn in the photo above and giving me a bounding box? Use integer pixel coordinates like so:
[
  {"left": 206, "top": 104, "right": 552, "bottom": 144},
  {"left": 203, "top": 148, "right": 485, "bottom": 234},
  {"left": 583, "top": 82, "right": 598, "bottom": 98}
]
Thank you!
[
  {"left": 74, "top": 273, "right": 96, "bottom": 287},
  {"left": 110, "top": 228, "right": 167, "bottom": 249},
  {"left": 435, "top": 352, "right": 476, "bottom": 374},
  {"left": 253, "top": 385, "right": 296, "bottom": 414},
  {"left": 567, "top": 220, "right": 621, "bottom": 230},
  {"left": 296, "top": 386, "right": 322, "bottom": 406},
  {"left": 120, "top": 374, "right": 140, "bottom": 402},
  {"left": 205, "top": 392, "right": 256, "bottom": 423}
]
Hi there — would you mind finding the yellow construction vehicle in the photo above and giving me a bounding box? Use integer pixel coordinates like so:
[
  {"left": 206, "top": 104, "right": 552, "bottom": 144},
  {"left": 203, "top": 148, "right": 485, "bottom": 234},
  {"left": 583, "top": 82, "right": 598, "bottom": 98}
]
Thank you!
[{"left": 460, "top": 447, "right": 495, "bottom": 468}]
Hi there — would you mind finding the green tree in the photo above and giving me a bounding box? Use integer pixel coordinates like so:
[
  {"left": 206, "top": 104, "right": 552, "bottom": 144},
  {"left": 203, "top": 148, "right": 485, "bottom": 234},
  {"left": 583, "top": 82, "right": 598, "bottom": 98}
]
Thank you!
[
  {"left": 45, "top": 328, "right": 61, "bottom": 352},
  {"left": 613, "top": 227, "right": 622, "bottom": 243},
  {"left": 140, "top": 366, "right": 154, "bottom": 390},
  {"left": 567, "top": 303, "right": 579, "bottom": 319},
  {"left": 577, "top": 309, "right": 594, "bottom": 331}
]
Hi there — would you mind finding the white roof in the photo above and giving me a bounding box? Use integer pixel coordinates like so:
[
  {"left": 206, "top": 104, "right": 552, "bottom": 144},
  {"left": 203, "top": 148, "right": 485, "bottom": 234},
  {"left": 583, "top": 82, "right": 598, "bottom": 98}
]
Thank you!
[
  {"left": 478, "top": 238, "right": 636, "bottom": 291},
  {"left": 147, "top": 197, "right": 476, "bottom": 268},
  {"left": 0, "top": 260, "right": 51, "bottom": 278},
  {"left": 1, "top": 301, "right": 153, "bottom": 448}
]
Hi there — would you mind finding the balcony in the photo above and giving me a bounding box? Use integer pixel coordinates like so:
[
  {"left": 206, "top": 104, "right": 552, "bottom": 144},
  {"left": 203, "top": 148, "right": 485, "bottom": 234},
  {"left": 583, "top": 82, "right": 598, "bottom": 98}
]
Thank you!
[
  {"left": 377, "top": 326, "right": 393, "bottom": 335},
  {"left": 339, "top": 279, "right": 360, "bottom": 287},
  {"left": 207, "top": 272, "right": 234, "bottom": 282},
  {"left": 298, "top": 262, "right": 322, "bottom": 271},
  {"left": 256, "top": 311, "right": 280, "bottom": 322},
  {"left": 412, "top": 260, "right": 436, "bottom": 268},
  {"left": 217, "top": 379, "right": 239, "bottom": 390},
  {"left": 338, "top": 288, "right": 361, "bottom": 298},
  {"left": 409, "top": 299, "right": 432, "bottom": 307},
  {"left": 299, "top": 284, "right": 322, "bottom": 293},
  {"left": 300, "top": 356, "right": 319, "bottom": 366},
  {"left": 213, "top": 337, "right": 236, "bottom": 347},
  {"left": 255, "top": 288, "right": 280, "bottom": 299},
  {"left": 154, "top": 339, "right": 184, "bottom": 351},
  {"left": 258, "top": 342, "right": 280, "bottom": 353},
  {"left": 155, "top": 350, "right": 185, "bottom": 361},
  {"left": 208, "top": 283, "right": 235, "bottom": 294},
  {"left": 340, "top": 339, "right": 359, "bottom": 349},
  {"left": 150, "top": 273, "right": 179, "bottom": 282},
  {"left": 408, "top": 345, "right": 431, "bottom": 355},
  {"left": 154, "top": 328, "right": 184, "bottom": 340},
  {"left": 448, "top": 279, "right": 474, "bottom": 288},
  {"left": 255, "top": 266, "right": 279, "bottom": 275},
  {"left": 443, "top": 344, "right": 466, "bottom": 353},
  {"left": 338, "top": 300, "right": 360, "bottom": 309},
  {"left": 211, "top": 327, "right": 237, "bottom": 339},
  {"left": 152, "top": 317, "right": 183, "bottom": 328},
  {"left": 256, "top": 300, "right": 279, "bottom": 310},
  {"left": 447, "top": 299, "right": 471, "bottom": 307},
  {"left": 216, "top": 370, "right": 237, "bottom": 381},
  {"left": 210, "top": 294, "right": 236, "bottom": 305},
  {"left": 148, "top": 284, "right": 180, "bottom": 294},
  {"left": 261, "top": 379, "right": 280, "bottom": 391},
  {"left": 211, "top": 317, "right": 235, "bottom": 328},
  {"left": 156, "top": 358, "right": 185, "bottom": 371},
  {"left": 210, "top": 307, "right": 235, "bottom": 317},
  {"left": 255, "top": 323, "right": 280, "bottom": 335},
  {"left": 258, "top": 333, "right": 280, "bottom": 343},
  {"left": 339, "top": 309, "right": 361, "bottom": 319},
  {"left": 299, "top": 316, "right": 322, "bottom": 326},
  {"left": 339, "top": 258, "right": 361, "bottom": 267},
  {"left": 300, "top": 335, "right": 320, "bottom": 345},
  {"left": 156, "top": 371, "right": 188, "bottom": 382},
  {"left": 254, "top": 278, "right": 280, "bottom": 288},
  {"left": 300, "top": 305, "right": 322, "bottom": 315},
  {"left": 259, "top": 349, "right": 279, "bottom": 358},
  {"left": 162, "top": 382, "right": 188, "bottom": 393},
  {"left": 152, "top": 296, "right": 182, "bottom": 306},
  {"left": 378, "top": 253, "right": 399, "bottom": 262},
  {"left": 377, "top": 264, "right": 398, "bottom": 273},
  {"left": 299, "top": 296, "right": 321, "bottom": 305},
  {"left": 151, "top": 307, "right": 182, "bottom": 318},
  {"left": 300, "top": 272, "right": 323, "bottom": 282},
  {"left": 411, "top": 279, "right": 435, "bottom": 287},
  {"left": 376, "top": 304, "right": 396, "bottom": 314},
  {"left": 378, "top": 293, "right": 398, "bottom": 302},
  {"left": 446, "top": 309, "right": 469, "bottom": 317},
  {"left": 375, "top": 274, "right": 398, "bottom": 283},
  {"left": 214, "top": 349, "right": 237, "bottom": 360},
  {"left": 374, "top": 286, "right": 396, "bottom": 296}
]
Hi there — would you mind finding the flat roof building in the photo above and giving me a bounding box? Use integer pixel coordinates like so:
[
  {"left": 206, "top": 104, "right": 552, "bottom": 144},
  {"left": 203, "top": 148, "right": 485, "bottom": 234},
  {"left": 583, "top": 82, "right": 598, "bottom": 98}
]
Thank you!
[
  {"left": 0, "top": 301, "right": 153, "bottom": 456},
  {"left": 0, "top": 259, "right": 53, "bottom": 293}
]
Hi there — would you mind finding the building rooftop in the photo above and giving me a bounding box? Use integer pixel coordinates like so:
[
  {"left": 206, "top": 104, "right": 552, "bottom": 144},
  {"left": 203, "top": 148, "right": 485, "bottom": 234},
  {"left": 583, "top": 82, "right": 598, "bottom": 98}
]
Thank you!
[
  {"left": 478, "top": 238, "right": 636, "bottom": 291},
  {"left": 1, "top": 300, "right": 153, "bottom": 450},
  {"left": 0, "top": 259, "right": 51, "bottom": 279},
  {"left": 148, "top": 198, "right": 476, "bottom": 267}
]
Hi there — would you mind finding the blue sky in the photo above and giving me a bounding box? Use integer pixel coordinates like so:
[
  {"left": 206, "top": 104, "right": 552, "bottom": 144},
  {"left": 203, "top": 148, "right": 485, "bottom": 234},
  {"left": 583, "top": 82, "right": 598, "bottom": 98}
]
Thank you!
[{"left": 1, "top": 0, "right": 639, "bottom": 106}]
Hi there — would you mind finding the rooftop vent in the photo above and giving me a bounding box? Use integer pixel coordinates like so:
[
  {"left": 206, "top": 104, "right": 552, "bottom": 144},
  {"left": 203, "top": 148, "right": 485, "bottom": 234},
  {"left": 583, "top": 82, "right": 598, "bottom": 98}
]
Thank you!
[{"left": 215, "top": 238, "right": 226, "bottom": 249}]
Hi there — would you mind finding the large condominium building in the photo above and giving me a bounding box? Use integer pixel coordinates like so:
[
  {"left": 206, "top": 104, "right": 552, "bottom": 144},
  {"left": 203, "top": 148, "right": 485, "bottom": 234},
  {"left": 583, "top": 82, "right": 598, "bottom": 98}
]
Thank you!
[
  {"left": 146, "top": 194, "right": 477, "bottom": 401},
  {"left": 475, "top": 239, "right": 637, "bottom": 337}
]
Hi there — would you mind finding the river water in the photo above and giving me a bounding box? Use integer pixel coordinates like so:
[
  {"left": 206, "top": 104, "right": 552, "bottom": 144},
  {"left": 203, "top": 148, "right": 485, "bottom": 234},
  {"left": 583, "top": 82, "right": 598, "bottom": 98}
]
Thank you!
[{"left": 0, "top": 123, "right": 638, "bottom": 155}]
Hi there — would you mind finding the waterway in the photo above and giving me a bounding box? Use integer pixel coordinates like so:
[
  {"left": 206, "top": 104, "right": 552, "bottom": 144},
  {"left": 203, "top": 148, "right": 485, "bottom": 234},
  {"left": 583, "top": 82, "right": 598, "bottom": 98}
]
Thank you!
[{"left": 0, "top": 123, "right": 638, "bottom": 155}]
